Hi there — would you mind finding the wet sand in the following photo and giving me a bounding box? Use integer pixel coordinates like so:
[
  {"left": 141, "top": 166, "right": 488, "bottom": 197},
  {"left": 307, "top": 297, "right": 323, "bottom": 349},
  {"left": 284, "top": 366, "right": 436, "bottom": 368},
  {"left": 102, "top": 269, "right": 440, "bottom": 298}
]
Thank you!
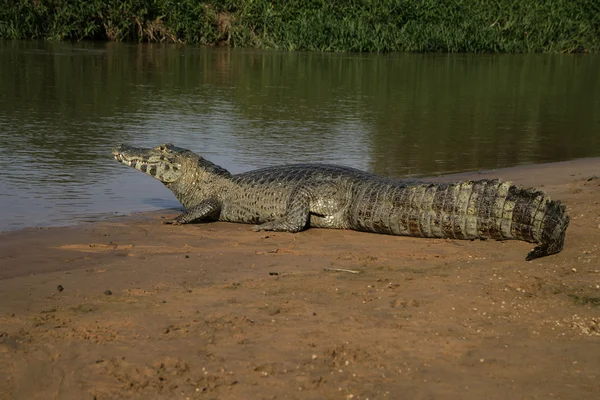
[{"left": 1, "top": 159, "right": 599, "bottom": 399}]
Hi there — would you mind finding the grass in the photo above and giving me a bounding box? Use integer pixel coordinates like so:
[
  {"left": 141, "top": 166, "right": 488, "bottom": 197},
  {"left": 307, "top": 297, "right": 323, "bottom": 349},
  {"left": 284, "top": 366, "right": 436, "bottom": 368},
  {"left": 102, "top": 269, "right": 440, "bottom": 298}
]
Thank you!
[{"left": 1, "top": 0, "right": 598, "bottom": 52}]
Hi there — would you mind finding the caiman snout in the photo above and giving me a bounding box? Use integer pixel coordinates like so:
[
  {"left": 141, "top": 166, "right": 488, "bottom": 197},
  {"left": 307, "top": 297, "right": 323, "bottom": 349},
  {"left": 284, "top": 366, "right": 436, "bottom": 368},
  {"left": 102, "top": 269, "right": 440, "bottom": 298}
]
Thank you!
[
  {"left": 112, "top": 144, "right": 125, "bottom": 161},
  {"left": 112, "top": 143, "right": 184, "bottom": 183}
]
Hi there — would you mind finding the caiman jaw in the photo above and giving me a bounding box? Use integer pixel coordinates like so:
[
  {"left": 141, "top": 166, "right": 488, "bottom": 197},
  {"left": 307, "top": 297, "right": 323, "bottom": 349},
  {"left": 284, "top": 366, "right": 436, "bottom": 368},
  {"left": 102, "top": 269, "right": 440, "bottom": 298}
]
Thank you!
[{"left": 112, "top": 144, "right": 183, "bottom": 183}]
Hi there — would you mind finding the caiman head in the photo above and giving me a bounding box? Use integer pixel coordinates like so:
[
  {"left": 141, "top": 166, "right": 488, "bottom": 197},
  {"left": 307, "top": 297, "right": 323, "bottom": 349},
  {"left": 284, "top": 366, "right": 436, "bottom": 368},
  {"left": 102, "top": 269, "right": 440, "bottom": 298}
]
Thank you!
[
  {"left": 112, "top": 143, "right": 190, "bottom": 182},
  {"left": 112, "top": 143, "right": 232, "bottom": 187}
]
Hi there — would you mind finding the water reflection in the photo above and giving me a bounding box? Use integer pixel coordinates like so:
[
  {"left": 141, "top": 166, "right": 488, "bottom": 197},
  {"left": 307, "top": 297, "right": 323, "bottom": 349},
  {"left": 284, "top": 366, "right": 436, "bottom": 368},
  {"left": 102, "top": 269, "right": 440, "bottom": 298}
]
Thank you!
[{"left": 0, "top": 41, "right": 598, "bottom": 231}]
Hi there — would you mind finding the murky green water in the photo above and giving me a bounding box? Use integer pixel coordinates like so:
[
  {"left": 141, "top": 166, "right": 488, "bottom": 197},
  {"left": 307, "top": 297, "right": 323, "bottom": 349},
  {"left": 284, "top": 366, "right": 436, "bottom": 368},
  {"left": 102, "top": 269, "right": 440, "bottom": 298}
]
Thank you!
[{"left": 1, "top": 40, "right": 599, "bottom": 231}]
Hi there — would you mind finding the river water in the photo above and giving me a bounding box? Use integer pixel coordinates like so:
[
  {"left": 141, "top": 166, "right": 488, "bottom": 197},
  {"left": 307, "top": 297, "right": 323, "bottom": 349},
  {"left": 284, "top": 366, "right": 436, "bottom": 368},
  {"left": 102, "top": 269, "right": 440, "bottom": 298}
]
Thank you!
[{"left": 1, "top": 40, "right": 599, "bottom": 231}]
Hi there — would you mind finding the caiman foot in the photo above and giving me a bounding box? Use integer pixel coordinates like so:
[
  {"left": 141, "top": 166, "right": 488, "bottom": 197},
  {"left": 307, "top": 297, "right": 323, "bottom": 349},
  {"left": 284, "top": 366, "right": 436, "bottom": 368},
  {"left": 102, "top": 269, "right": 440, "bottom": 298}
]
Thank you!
[
  {"left": 252, "top": 219, "right": 304, "bottom": 233},
  {"left": 162, "top": 215, "right": 186, "bottom": 225}
]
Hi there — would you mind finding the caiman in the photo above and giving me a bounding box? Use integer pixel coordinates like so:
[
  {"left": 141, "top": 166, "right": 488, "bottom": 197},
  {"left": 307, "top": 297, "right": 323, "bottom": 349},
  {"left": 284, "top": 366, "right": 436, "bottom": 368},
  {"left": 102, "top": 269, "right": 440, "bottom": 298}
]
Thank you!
[{"left": 112, "top": 143, "right": 569, "bottom": 261}]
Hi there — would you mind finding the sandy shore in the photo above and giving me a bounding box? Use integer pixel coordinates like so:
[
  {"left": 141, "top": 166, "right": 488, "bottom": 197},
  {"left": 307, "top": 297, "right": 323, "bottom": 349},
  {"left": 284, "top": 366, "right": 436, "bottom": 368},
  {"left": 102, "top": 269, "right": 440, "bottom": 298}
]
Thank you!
[{"left": 1, "top": 159, "right": 599, "bottom": 399}]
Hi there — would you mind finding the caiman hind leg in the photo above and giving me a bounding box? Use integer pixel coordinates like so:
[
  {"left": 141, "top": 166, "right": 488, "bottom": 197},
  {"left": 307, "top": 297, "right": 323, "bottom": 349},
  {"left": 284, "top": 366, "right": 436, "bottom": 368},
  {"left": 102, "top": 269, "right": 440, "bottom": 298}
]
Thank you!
[
  {"left": 252, "top": 186, "right": 311, "bottom": 233},
  {"left": 252, "top": 183, "right": 347, "bottom": 233},
  {"left": 164, "top": 198, "right": 222, "bottom": 225}
]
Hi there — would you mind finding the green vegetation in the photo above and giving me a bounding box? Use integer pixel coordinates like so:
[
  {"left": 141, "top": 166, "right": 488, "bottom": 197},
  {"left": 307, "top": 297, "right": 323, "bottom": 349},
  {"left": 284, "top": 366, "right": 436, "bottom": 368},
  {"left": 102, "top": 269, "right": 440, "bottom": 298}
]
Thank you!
[{"left": 1, "top": 0, "right": 599, "bottom": 52}]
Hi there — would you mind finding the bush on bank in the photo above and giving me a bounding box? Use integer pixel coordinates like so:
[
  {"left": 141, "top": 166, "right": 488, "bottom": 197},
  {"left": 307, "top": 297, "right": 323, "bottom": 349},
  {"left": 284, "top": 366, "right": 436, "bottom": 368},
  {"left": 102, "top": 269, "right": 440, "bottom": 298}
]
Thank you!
[{"left": 1, "top": 0, "right": 598, "bottom": 52}]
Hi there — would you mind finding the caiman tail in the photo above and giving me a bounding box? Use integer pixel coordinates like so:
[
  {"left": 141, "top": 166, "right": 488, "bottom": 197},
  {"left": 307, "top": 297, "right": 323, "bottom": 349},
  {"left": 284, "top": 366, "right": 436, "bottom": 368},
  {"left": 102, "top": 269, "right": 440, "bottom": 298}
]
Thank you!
[{"left": 348, "top": 179, "right": 569, "bottom": 261}]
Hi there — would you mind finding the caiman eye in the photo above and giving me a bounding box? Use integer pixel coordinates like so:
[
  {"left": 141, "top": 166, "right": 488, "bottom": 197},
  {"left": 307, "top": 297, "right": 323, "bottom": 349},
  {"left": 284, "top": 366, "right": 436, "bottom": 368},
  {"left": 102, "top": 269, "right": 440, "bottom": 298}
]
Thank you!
[{"left": 159, "top": 143, "right": 174, "bottom": 151}]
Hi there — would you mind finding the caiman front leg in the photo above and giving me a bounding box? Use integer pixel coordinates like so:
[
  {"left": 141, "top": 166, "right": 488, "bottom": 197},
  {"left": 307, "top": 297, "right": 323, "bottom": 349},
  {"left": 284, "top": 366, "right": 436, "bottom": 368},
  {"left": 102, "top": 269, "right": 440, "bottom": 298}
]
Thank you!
[
  {"left": 164, "top": 199, "right": 222, "bottom": 225},
  {"left": 252, "top": 186, "right": 312, "bottom": 233}
]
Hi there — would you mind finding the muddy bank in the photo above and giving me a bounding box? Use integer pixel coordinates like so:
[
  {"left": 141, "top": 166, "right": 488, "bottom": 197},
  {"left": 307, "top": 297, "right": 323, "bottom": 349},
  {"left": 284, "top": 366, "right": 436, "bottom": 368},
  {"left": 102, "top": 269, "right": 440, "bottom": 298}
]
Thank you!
[{"left": 1, "top": 159, "right": 599, "bottom": 399}]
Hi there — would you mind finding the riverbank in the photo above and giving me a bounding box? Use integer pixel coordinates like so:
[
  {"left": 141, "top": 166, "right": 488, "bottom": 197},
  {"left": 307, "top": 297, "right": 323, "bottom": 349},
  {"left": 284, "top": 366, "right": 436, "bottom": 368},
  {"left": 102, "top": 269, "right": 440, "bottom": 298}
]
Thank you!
[
  {"left": 1, "top": 0, "right": 598, "bottom": 53},
  {"left": 1, "top": 158, "right": 599, "bottom": 398}
]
